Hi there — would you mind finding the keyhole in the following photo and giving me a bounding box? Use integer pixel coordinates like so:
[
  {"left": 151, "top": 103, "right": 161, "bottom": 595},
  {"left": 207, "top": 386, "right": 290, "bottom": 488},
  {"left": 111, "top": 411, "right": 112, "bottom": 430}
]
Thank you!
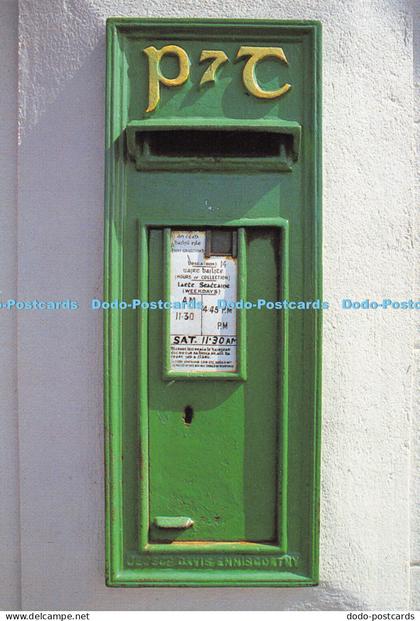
[{"left": 183, "top": 405, "right": 194, "bottom": 425}]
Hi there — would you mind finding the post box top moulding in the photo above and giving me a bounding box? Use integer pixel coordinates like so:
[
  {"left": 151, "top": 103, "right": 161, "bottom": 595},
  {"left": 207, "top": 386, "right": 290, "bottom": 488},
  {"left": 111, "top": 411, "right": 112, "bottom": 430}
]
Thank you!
[{"left": 105, "top": 18, "right": 321, "bottom": 128}]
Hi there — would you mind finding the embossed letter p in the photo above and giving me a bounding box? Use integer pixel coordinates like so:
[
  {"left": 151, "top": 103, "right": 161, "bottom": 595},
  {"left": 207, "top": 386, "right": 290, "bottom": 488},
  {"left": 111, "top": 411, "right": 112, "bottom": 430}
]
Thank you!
[{"left": 143, "top": 45, "right": 190, "bottom": 113}]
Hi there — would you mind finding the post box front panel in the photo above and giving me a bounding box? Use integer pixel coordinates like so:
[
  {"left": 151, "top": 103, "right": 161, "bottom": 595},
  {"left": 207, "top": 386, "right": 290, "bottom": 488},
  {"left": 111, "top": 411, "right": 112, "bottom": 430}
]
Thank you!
[
  {"left": 105, "top": 18, "right": 321, "bottom": 587},
  {"left": 149, "top": 226, "right": 280, "bottom": 543}
]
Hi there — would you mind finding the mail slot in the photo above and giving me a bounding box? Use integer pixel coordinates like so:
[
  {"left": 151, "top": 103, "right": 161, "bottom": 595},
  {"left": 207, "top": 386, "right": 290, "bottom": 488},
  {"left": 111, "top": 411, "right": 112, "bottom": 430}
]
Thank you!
[{"left": 105, "top": 18, "right": 322, "bottom": 587}]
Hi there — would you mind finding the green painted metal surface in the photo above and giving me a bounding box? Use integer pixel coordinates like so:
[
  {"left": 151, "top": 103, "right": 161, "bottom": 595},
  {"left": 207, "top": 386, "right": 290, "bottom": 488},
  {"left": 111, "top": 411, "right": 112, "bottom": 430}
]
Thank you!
[
  {"left": 154, "top": 516, "right": 195, "bottom": 529},
  {"left": 105, "top": 18, "right": 322, "bottom": 587}
]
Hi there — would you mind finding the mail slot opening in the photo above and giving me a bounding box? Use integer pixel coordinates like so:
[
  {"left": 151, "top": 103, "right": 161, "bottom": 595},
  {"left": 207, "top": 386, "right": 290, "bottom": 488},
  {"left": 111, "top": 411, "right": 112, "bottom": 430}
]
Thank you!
[{"left": 138, "top": 130, "right": 293, "bottom": 159}]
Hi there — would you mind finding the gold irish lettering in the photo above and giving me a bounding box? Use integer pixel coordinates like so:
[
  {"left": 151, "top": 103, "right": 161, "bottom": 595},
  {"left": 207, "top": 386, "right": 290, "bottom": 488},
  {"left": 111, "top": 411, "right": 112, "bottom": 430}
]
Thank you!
[
  {"left": 236, "top": 46, "right": 291, "bottom": 99},
  {"left": 143, "top": 45, "right": 190, "bottom": 113}
]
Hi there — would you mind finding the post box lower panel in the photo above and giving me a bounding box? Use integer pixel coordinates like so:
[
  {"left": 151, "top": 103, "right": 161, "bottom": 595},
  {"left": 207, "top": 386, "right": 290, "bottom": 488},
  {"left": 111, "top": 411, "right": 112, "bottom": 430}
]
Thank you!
[{"left": 105, "top": 221, "right": 320, "bottom": 586}]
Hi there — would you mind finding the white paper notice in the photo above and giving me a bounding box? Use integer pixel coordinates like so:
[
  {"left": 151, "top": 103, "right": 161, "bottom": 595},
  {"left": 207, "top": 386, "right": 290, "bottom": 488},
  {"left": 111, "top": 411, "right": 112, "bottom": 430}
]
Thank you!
[{"left": 170, "top": 230, "right": 237, "bottom": 372}]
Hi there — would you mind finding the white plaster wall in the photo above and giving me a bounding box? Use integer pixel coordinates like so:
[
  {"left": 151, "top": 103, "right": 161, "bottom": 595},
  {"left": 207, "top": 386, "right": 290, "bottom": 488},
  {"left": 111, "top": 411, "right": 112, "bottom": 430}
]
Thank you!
[
  {"left": 0, "top": 0, "right": 20, "bottom": 610},
  {"left": 13, "top": 0, "right": 417, "bottom": 611}
]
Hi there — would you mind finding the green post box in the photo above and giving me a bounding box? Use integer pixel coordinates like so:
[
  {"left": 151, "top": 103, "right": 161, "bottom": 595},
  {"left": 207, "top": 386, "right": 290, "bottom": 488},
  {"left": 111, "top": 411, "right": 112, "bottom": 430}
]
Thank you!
[{"left": 105, "top": 18, "right": 322, "bottom": 587}]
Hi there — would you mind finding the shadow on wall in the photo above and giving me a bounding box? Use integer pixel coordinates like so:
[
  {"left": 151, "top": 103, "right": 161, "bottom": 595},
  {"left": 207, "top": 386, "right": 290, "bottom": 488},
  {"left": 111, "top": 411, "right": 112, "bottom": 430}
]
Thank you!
[{"left": 85, "top": 583, "right": 368, "bottom": 612}]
